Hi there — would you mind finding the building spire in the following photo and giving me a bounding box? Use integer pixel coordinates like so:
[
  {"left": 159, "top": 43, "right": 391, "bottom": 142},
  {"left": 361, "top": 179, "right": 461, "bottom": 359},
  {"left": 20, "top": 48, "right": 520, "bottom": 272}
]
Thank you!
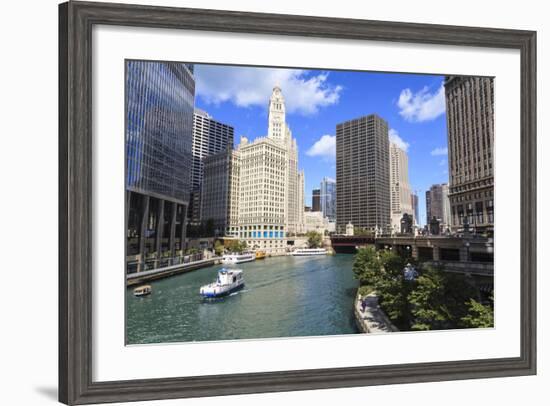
[{"left": 267, "top": 84, "right": 286, "bottom": 141}]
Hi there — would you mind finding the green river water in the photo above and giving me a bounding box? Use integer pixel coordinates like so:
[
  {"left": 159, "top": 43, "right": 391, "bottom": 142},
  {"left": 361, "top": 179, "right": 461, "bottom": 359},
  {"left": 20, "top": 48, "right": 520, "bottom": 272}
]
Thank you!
[{"left": 126, "top": 254, "right": 359, "bottom": 344}]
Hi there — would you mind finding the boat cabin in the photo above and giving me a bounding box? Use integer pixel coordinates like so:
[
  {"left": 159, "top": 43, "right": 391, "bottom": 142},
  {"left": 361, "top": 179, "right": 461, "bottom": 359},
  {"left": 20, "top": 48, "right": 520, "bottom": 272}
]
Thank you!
[
  {"left": 133, "top": 285, "right": 152, "bottom": 297},
  {"left": 217, "top": 269, "right": 243, "bottom": 285}
]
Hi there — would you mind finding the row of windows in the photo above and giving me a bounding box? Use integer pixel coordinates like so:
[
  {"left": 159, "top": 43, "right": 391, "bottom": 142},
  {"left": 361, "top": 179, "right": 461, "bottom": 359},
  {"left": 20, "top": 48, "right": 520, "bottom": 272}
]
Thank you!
[
  {"left": 126, "top": 61, "right": 195, "bottom": 202},
  {"left": 240, "top": 231, "right": 285, "bottom": 239}
]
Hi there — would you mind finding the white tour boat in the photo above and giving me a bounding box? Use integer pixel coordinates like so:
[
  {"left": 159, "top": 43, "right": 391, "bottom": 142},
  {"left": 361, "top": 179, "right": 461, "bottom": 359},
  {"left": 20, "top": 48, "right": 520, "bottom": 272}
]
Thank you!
[
  {"left": 290, "top": 248, "right": 328, "bottom": 256},
  {"left": 221, "top": 252, "right": 255, "bottom": 264},
  {"left": 199, "top": 269, "right": 245, "bottom": 298},
  {"left": 133, "top": 285, "right": 152, "bottom": 297}
]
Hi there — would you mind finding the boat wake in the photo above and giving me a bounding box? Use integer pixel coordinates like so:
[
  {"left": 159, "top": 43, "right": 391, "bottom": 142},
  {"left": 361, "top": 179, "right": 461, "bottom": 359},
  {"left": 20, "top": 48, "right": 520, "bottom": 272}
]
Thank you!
[{"left": 229, "top": 288, "right": 250, "bottom": 297}]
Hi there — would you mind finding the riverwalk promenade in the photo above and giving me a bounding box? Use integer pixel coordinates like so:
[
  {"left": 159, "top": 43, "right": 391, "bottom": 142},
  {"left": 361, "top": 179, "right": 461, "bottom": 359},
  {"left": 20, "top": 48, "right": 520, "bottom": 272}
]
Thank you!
[
  {"left": 127, "top": 257, "right": 220, "bottom": 286},
  {"left": 354, "top": 292, "right": 399, "bottom": 333}
]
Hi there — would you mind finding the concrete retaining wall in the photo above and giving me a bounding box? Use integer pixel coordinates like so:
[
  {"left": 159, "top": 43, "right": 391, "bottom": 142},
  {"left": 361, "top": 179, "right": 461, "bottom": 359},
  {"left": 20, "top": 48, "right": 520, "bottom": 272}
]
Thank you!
[{"left": 354, "top": 291, "right": 399, "bottom": 333}]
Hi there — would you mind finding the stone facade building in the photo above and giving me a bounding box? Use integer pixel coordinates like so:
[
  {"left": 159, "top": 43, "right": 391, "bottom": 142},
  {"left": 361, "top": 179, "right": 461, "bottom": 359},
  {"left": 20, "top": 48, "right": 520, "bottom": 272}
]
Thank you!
[
  {"left": 201, "top": 85, "right": 304, "bottom": 254},
  {"left": 201, "top": 149, "right": 240, "bottom": 236},
  {"left": 303, "top": 211, "right": 330, "bottom": 235},
  {"left": 389, "top": 142, "right": 413, "bottom": 232},
  {"left": 445, "top": 76, "right": 494, "bottom": 233}
]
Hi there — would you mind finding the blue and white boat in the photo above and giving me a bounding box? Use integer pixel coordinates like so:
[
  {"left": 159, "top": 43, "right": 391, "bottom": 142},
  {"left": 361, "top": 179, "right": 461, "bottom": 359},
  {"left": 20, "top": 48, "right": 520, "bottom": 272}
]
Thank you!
[{"left": 200, "top": 268, "right": 245, "bottom": 298}]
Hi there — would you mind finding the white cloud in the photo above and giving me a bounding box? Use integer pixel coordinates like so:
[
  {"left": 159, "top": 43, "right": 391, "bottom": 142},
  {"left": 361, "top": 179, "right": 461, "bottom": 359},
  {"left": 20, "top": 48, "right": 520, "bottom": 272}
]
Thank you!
[
  {"left": 389, "top": 128, "right": 409, "bottom": 152},
  {"left": 195, "top": 65, "right": 342, "bottom": 116},
  {"left": 431, "top": 147, "right": 448, "bottom": 156},
  {"left": 306, "top": 135, "right": 335, "bottom": 160},
  {"left": 397, "top": 83, "right": 446, "bottom": 122}
]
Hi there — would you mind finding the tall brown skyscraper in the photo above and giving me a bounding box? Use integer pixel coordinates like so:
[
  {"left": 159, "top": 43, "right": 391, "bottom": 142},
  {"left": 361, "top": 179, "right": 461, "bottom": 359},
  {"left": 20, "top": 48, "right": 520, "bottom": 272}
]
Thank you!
[
  {"left": 426, "top": 183, "right": 451, "bottom": 232},
  {"left": 336, "top": 114, "right": 391, "bottom": 234},
  {"left": 312, "top": 189, "right": 321, "bottom": 212},
  {"left": 444, "top": 76, "right": 494, "bottom": 233}
]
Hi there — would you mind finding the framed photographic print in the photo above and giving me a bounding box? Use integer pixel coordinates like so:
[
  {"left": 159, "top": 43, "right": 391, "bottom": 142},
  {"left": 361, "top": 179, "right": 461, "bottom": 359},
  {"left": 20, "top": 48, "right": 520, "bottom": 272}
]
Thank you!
[{"left": 59, "top": 1, "right": 536, "bottom": 404}]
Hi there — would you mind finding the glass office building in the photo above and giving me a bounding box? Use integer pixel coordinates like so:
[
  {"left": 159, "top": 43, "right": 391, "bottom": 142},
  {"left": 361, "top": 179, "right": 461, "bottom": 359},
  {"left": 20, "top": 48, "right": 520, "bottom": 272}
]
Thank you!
[
  {"left": 125, "top": 61, "right": 195, "bottom": 272},
  {"left": 320, "top": 177, "right": 336, "bottom": 221}
]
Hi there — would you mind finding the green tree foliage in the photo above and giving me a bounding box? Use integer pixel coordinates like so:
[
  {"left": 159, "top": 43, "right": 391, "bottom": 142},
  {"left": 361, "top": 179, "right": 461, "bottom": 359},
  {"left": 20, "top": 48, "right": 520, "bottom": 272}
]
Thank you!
[
  {"left": 214, "top": 240, "right": 224, "bottom": 256},
  {"left": 408, "top": 266, "right": 450, "bottom": 330},
  {"left": 353, "top": 227, "right": 374, "bottom": 236},
  {"left": 352, "top": 247, "right": 487, "bottom": 331},
  {"left": 461, "top": 296, "right": 494, "bottom": 328},
  {"left": 227, "top": 239, "right": 248, "bottom": 254},
  {"left": 352, "top": 247, "right": 412, "bottom": 329},
  {"left": 375, "top": 250, "right": 414, "bottom": 329},
  {"left": 306, "top": 231, "right": 323, "bottom": 248},
  {"left": 352, "top": 246, "right": 379, "bottom": 284}
]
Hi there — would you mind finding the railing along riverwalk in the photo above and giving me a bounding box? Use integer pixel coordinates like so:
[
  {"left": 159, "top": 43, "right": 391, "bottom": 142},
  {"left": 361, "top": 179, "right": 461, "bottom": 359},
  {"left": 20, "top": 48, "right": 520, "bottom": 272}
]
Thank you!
[{"left": 127, "top": 257, "right": 220, "bottom": 286}]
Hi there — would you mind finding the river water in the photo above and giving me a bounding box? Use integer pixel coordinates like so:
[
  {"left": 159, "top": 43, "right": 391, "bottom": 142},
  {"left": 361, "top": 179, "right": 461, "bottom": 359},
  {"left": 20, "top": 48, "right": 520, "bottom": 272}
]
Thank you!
[{"left": 126, "top": 254, "right": 359, "bottom": 344}]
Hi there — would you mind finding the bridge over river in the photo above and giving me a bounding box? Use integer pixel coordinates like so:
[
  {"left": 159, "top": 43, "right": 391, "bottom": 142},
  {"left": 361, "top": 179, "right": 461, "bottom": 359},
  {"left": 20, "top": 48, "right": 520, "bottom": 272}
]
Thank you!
[{"left": 330, "top": 234, "right": 494, "bottom": 290}]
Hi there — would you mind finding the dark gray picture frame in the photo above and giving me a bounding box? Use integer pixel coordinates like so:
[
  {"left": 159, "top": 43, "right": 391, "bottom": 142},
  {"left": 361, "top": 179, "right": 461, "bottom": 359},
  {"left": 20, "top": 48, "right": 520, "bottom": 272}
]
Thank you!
[{"left": 59, "top": 1, "right": 537, "bottom": 404}]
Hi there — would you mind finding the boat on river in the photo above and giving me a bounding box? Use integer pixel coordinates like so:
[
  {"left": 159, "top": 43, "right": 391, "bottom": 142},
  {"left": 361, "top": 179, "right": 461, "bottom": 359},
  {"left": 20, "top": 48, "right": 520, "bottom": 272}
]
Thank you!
[
  {"left": 222, "top": 252, "right": 255, "bottom": 264},
  {"left": 133, "top": 284, "right": 152, "bottom": 297},
  {"left": 199, "top": 269, "right": 245, "bottom": 298},
  {"left": 255, "top": 250, "right": 266, "bottom": 260},
  {"left": 290, "top": 248, "right": 327, "bottom": 256}
]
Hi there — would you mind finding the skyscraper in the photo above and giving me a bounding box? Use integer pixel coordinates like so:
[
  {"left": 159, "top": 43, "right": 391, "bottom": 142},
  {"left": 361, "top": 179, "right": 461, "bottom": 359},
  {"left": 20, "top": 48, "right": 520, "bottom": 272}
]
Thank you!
[
  {"left": 201, "top": 149, "right": 240, "bottom": 236},
  {"left": 410, "top": 191, "right": 419, "bottom": 226},
  {"left": 125, "top": 61, "right": 195, "bottom": 272},
  {"left": 312, "top": 189, "right": 321, "bottom": 212},
  {"left": 320, "top": 177, "right": 336, "bottom": 221},
  {"left": 389, "top": 142, "right": 413, "bottom": 232},
  {"left": 336, "top": 114, "right": 391, "bottom": 234},
  {"left": 189, "top": 109, "right": 234, "bottom": 225},
  {"left": 206, "top": 85, "right": 304, "bottom": 254},
  {"left": 445, "top": 76, "right": 494, "bottom": 233},
  {"left": 297, "top": 170, "right": 305, "bottom": 233},
  {"left": 426, "top": 183, "right": 452, "bottom": 232}
]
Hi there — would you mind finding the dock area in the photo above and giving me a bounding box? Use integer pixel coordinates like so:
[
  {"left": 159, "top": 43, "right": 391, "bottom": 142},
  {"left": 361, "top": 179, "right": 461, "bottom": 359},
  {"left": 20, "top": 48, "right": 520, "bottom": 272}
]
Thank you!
[
  {"left": 354, "top": 291, "right": 399, "bottom": 333},
  {"left": 127, "top": 257, "right": 219, "bottom": 286}
]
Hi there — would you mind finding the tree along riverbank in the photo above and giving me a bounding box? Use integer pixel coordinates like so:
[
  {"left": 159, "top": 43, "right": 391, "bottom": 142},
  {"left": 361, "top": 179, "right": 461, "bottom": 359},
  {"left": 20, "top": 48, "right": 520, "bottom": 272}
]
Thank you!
[{"left": 352, "top": 247, "right": 494, "bottom": 331}]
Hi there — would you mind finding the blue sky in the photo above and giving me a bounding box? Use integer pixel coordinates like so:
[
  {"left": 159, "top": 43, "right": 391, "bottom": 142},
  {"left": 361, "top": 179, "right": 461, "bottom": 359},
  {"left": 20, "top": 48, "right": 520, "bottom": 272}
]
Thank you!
[{"left": 193, "top": 64, "right": 449, "bottom": 226}]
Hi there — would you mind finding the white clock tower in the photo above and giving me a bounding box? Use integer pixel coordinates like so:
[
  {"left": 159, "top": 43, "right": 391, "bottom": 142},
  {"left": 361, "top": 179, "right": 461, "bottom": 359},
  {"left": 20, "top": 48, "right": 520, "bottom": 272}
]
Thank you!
[{"left": 267, "top": 85, "right": 286, "bottom": 141}]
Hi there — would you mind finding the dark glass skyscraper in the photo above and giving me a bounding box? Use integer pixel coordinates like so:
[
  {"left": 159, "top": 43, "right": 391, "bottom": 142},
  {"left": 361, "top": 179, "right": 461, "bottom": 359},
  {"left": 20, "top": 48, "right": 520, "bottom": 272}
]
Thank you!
[
  {"left": 126, "top": 61, "right": 195, "bottom": 273},
  {"left": 188, "top": 109, "right": 234, "bottom": 225},
  {"left": 312, "top": 189, "right": 321, "bottom": 212}
]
